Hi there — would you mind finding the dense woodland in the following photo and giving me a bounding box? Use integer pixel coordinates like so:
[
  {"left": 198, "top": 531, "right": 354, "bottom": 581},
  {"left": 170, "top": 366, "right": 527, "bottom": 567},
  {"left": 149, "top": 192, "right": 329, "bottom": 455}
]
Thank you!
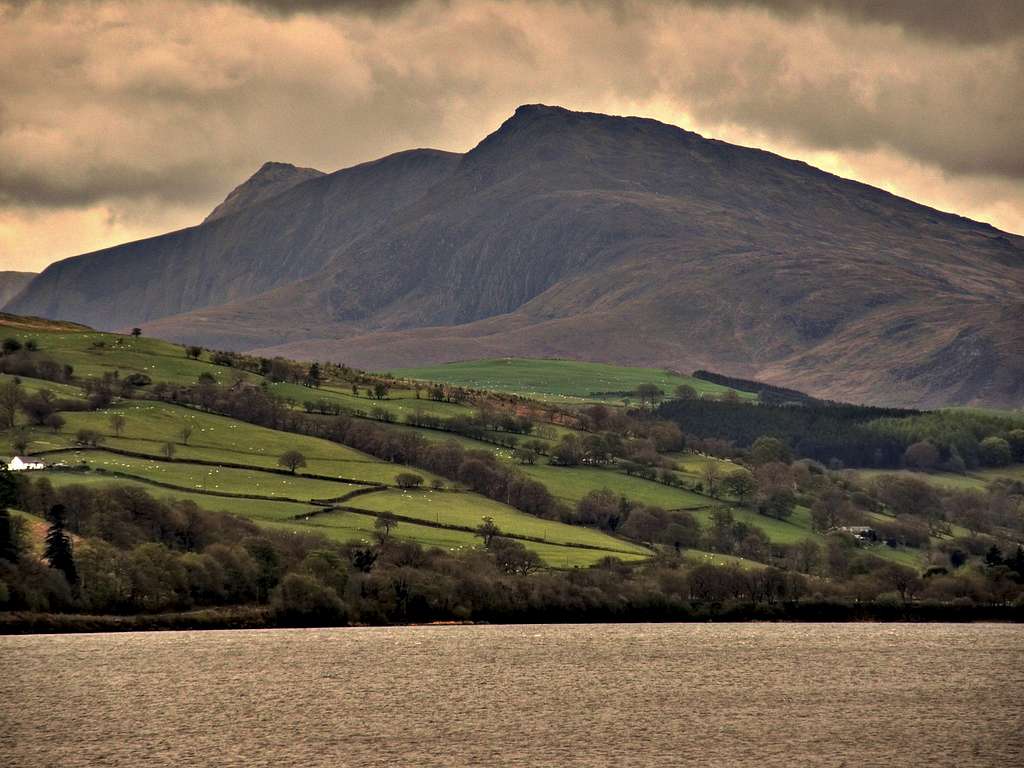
[{"left": 657, "top": 398, "right": 1023, "bottom": 470}]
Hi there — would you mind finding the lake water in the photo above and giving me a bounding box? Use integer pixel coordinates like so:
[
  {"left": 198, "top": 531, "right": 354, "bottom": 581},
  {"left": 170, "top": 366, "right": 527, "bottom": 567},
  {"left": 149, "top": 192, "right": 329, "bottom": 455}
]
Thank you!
[{"left": 2, "top": 623, "right": 1022, "bottom": 767}]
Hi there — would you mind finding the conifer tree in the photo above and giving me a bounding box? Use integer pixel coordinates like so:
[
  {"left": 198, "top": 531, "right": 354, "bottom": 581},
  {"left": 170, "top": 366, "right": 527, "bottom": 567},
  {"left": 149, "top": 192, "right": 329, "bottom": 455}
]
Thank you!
[
  {"left": 0, "top": 467, "right": 20, "bottom": 562},
  {"left": 44, "top": 504, "right": 78, "bottom": 586}
]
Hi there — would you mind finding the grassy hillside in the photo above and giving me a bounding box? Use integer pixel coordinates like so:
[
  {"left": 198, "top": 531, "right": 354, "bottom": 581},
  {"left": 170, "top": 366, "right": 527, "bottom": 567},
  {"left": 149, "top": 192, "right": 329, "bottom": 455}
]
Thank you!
[
  {"left": 5, "top": 314, "right": 1018, "bottom": 581},
  {"left": 392, "top": 358, "right": 755, "bottom": 403}
]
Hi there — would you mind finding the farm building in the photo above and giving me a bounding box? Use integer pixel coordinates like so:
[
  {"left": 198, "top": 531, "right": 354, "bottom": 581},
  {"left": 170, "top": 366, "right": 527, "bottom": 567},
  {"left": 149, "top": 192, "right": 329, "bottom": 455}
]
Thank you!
[
  {"left": 5, "top": 456, "right": 46, "bottom": 471},
  {"left": 837, "top": 525, "right": 878, "bottom": 543}
]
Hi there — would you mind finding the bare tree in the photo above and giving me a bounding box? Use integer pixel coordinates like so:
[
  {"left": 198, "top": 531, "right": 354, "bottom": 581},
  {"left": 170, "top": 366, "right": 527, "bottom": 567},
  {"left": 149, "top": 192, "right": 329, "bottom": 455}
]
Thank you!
[{"left": 278, "top": 450, "right": 307, "bottom": 474}]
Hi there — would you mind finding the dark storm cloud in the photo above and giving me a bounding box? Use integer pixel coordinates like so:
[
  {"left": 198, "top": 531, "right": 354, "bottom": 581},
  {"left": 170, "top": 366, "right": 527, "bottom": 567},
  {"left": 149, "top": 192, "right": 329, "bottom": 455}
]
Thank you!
[
  {"left": 689, "top": 0, "right": 1024, "bottom": 45},
  {"left": 232, "top": 0, "right": 421, "bottom": 15},
  {"left": 226, "top": 0, "right": 1024, "bottom": 45}
]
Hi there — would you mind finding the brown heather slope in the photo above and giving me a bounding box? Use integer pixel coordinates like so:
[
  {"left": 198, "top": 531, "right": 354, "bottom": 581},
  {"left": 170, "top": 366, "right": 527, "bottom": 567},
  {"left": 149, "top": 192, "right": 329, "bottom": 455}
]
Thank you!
[{"left": 9, "top": 105, "right": 1024, "bottom": 407}]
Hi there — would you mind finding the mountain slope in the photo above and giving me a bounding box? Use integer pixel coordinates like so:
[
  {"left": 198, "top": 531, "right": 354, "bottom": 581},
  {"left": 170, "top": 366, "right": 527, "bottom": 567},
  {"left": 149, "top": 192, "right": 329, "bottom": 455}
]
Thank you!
[
  {"left": 9, "top": 105, "right": 1023, "bottom": 407},
  {"left": 204, "top": 161, "right": 324, "bottom": 222},
  {"left": 7, "top": 149, "right": 460, "bottom": 330},
  {"left": 0, "top": 271, "right": 36, "bottom": 307}
]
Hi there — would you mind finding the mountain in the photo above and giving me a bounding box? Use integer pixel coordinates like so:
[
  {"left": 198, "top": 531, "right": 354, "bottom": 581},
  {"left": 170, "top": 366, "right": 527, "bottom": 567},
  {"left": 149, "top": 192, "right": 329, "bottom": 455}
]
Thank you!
[
  {"left": 0, "top": 271, "right": 37, "bottom": 307},
  {"left": 203, "top": 161, "right": 325, "bottom": 222},
  {"left": 8, "top": 105, "right": 1023, "bottom": 408}
]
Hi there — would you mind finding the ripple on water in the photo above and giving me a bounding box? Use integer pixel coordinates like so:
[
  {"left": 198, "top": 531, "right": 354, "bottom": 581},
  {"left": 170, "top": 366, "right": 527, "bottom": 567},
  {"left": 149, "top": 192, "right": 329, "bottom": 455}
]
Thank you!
[{"left": 1, "top": 623, "right": 1022, "bottom": 767}]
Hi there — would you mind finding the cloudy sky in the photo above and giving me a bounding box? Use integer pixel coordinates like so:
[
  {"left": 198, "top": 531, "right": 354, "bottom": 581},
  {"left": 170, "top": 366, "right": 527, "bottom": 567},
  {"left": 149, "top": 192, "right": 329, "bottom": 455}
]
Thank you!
[{"left": 1, "top": 0, "right": 1022, "bottom": 272}]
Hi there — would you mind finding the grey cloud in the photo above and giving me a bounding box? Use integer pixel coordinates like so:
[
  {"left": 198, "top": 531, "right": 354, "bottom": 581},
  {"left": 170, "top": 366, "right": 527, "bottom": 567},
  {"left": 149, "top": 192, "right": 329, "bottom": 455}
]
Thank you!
[
  {"left": 688, "top": 1, "right": 1024, "bottom": 45},
  {"left": 0, "top": 0, "right": 1021, "bottom": 246},
  {"left": 232, "top": 0, "right": 421, "bottom": 15},
  {"left": 229, "top": 0, "right": 1024, "bottom": 45}
]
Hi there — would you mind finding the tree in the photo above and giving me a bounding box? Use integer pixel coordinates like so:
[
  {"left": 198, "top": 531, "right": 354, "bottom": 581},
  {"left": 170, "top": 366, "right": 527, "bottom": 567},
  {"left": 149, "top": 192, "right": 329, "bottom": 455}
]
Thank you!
[
  {"left": 635, "top": 383, "right": 664, "bottom": 408},
  {"left": 271, "top": 573, "right": 345, "bottom": 622},
  {"left": 758, "top": 489, "right": 796, "bottom": 520},
  {"left": 904, "top": 440, "right": 939, "bottom": 470},
  {"left": 372, "top": 382, "right": 391, "bottom": 400},
  {"left": 1007, "top": 429, "right": 1024, "bottom": 463},
  {"left": 75, "top": 428, "right": 104, "bottom": 447},
  {"left": 0, "top": 378, "right": 24, "bottom": 428},
  {"left": 161, "top": 442, "right": 176, "bottom": 460},
  {"left": 44, "top": 413, "right": 65, "bottom": 433},
  {"left": 20, "top": 391, "right": 55, "bottom": 425},
  {"left": 0, "top": 467, "right": 23, "bottom": 562},
  {"left": 810, "top": 487, "right": 852, "bottom": 532},
  {"left": 979, "top": 437, "right": 1012, "bottom": 467},
  {"left": 750, "top": 436, "right": 792, "bottom": 465},
  {"left": 673, "top": 384, "right": 698, "bottom": 401},
  {"left": 179, "top": 424, "right": 194, "bottom": 445},
  {"left": 475, "top": 516, "right": 502, "bottom": 548},
  {"left": 12, "top": 427, "right": 30, "bottom": 455},
  {"left": 131, "top": 328, "right": 142, "bottom": 337},
  {"left": 489, "top": 537, "right": 543, "bottom": 575},
  {"left": 550, "top": 434, "right": 583, "bottom": 466},
  {"left": 722, "top": 468, "right": 756, "bottom": 504},
  {"left": 305, "top": 362, "right": 322, "bottom": 388},
  {"left": 395, "top": 472, "right": 424, "bottom": 489},
  {"left": 44, "top": 504, "right": 78, "bottom": 586},
  {"left": 186, "top": 345, "right": 203, "bottom": 360},
  {"left": 109, "top": 413, "right": 127, "bottom": 437},
  {"left": 576, "top": 489, "right": 622, "bottom": 531},
  {"left": 513, "top": 446, "right": 539, "bottom": 465},
  {"left": 278, "top": 450, "right": 307, "bottom": 474},
  {"left": 2, "top": 337, "right": 22, "bottom": 355},
  {"left": 702, "top": 462, "right": 722, "bottom": 498},
  {"left": 373, "top": 512, "right": 398, "bottom": 545}
]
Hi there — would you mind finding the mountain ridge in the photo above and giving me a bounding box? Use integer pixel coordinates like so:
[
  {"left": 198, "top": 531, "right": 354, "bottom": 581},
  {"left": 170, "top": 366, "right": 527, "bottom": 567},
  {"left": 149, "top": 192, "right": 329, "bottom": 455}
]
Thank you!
[
  {"left": 6, "top": 104, "right": 1022, "bottom": 408},
  {"left": 204, "top": 161, "right": 325, "bottom": 222}
]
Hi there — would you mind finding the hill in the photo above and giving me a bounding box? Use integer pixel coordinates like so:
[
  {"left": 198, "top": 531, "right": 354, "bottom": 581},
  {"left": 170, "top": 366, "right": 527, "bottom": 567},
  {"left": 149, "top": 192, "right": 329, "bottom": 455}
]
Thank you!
[
  {"left": 2, "top": 314, "right": 1023, "bottom": 624},
  {"left": 0, "top": 272, "right": 36, "bottom": 307},
  {"left": 7, "top": 105, "right": 1023, "bottom": 408}
]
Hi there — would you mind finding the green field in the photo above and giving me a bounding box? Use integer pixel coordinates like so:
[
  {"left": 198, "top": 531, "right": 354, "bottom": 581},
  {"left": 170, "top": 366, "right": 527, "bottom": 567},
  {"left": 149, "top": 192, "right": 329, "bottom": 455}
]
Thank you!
[
  {"left": 40, "top": 471, "right": 319, "bottom": 520},
  {"left": 55, "top": 450, "right": 362, "bottom": 501},
  {"left": 393, "top": 358, "right": 756, "bottom": 403},
  {"left": 349, "top": 488, "right": 650, "bottom": 555},
  {"left": 522, "top": 464, "right": 711, "bottom": 510},
  {"left": 257, "top": 513, "right": 648, "bottom": 567},
  {"left": 853, "top": 468, "right": 1016, "bottom": 492},
  {"left": 0, "top": 373, "right": 82, "bottom": 399},
  {"left": 3, "top": 317, "right": 969, "bottom": 574},
  {"left": 270, "top": 381, "right": 477, "bottom": 421},
  {"left": 8, "top": 400, "right": 432, "bottom": 486},
  {"left": 0, "top": 321, "right": 261, "bottom": 387}
]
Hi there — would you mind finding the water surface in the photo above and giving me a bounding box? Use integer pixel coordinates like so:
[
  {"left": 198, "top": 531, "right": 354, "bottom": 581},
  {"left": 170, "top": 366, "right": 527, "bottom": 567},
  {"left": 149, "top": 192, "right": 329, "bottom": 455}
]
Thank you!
[{"left": 2, "top": 623, "right": 1022, "bottom": 767}]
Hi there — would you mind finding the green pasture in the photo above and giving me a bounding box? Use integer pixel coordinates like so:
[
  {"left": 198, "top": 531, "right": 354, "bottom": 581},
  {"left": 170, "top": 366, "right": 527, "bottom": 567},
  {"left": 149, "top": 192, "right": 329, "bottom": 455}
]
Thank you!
[
  {"left": 393, "top": 358, "right": 756, "bottom": 403},
  {"left": 852, "top": 468, "right": 989, "bottom": 491},
  {"left": 39, "top": 471, "right": 318, "bottom": 520},
  {"left": 0, "top": 373, "right": 82, "bottom": 399},
  {"left": 0, "top": 322, "right": 261, "bottom": 387},
  {"left": 349, "top": 488, "right": 650, "bottom": 555},
  {"left": 6, "top": 400, "right": 431, "bottom": 485},
  {"left": 52, "top": 450, "right": 361, "bottom": 501},
  {"left": 257, "top": 512, "right": 646, "bottom": 567},
  {"left": 522, "top": 464, "right": 711, "bottom": 510}
]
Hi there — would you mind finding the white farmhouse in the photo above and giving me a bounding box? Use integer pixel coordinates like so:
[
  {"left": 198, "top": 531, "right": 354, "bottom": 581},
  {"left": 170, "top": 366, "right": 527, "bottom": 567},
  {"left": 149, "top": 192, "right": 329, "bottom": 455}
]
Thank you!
[{"left": 6, "top": 456, "right": 46, "bottom": 471}]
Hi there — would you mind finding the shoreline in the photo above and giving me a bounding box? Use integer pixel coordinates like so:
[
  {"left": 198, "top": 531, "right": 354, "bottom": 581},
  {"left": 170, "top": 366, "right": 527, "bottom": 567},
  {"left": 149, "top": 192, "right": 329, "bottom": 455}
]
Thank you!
[{"left": 3, "top": 601, "right": 1021, "bottom": 635}]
